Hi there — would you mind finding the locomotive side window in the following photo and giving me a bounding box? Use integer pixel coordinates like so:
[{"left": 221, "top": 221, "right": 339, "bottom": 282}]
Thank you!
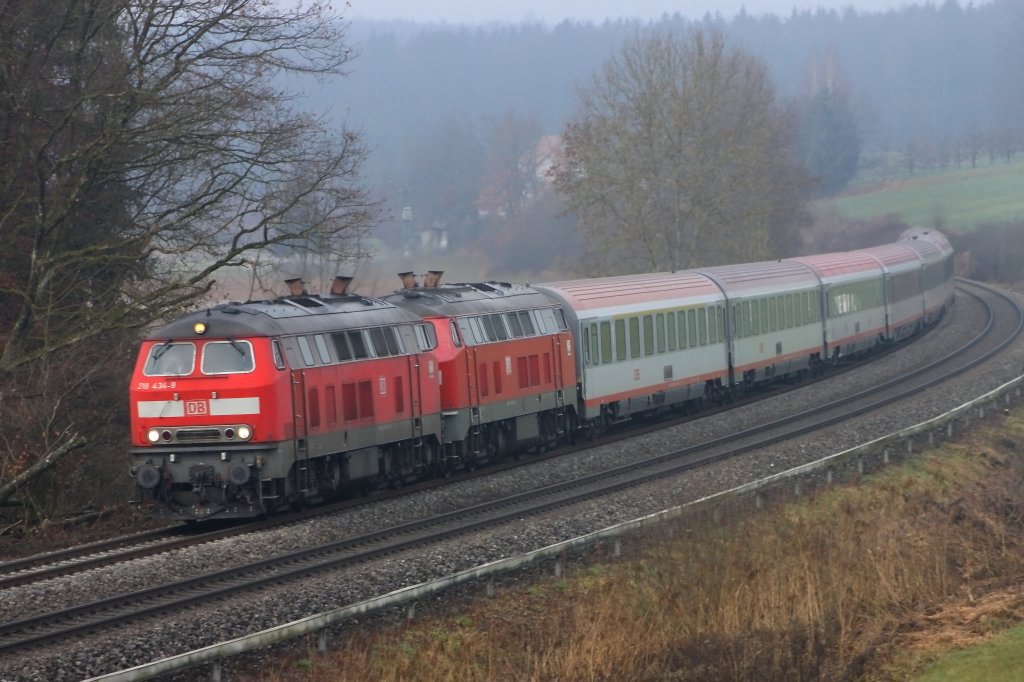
[
  {"left": 347, "top": 330, "right": 369, "bottom": 359},
  {"left": 518, "top": 311, "right": 535, "bottom": 336},
  {"left": 480, "top": 315, "right": 498, "bottom": 341},
  {"left": 272, "top": 339, "right": 286, "bottom": 369},
  {"left": 314, "top": 335, "right": 332, "bottom": 364},
  {"left": 532, "top": 309, "right": 548, "bottom": 333},
  {"left": 506, "top": 313, "right": 525, "bottom": 338},
  {"left": 144, "top": 342, "right": 196, "bottom": 376},
  {"left": 414, "top": 323, "right": 437, "bottom": 351},
  {"left": 488, "top": 314, "right": 509, "bottom": 341},
  {"left": 296, "top": 336, "right": 316, "bottom": 367},
  {"left": 450, "top": 320, "right": 462, "bottom": 347},
  {"left": 555, "top": 308, "right": 569, "bottom": 331},
  {"left": 201, "top": 340, "right": 255, "bottom": 374},
  {"left": 333, "top": 334, "right": 353, "bottom": 361},
  {"left": 369, "top": 327, "right": 390, "bottom": 357}
]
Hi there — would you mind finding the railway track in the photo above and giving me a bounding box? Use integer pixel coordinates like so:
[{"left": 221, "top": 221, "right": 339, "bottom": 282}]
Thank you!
[{"left": 0, "top": 279, "right": 1018, "bottom": 657}]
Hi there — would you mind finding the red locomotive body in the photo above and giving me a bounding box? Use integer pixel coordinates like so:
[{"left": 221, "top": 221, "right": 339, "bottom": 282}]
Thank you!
[
  {"left": 130, "top": 289, "right": 442, "bottom": 520},
  {"left": 386, "top": 280, "right": 577, "bottom": 468}
]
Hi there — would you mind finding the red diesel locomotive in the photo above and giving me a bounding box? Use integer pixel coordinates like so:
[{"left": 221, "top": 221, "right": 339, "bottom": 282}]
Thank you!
[{"left": 130, "top": 278, "right": 444, "bottom": 520}]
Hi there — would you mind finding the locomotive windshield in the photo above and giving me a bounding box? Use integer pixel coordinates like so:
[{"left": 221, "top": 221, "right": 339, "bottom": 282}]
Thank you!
[
  {"left": 144, "top": 342, "right": 196, "bottom": 376},
  {"left": 201, "top": 340, "right": 255, "bottom": 374}
]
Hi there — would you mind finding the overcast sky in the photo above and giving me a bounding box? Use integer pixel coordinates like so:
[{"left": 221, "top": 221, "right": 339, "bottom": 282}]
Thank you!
[{"left": 346, "top": 1, "right": 981, "bottom": 25}]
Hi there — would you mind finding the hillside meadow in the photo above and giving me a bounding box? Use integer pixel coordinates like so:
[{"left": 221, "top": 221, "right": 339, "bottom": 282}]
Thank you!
[{"left": 817, "top": 159, "right": 1024, "bottom": 231}]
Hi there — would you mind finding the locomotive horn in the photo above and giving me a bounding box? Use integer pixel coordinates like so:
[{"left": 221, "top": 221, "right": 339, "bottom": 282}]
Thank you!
[
  {"left": 331, "top": 275, "right": 354, "bottom": 296},
  {"left": 285, "top": 278, "right": 307, "bottom": 296},
  {"left": 424, "top": 270, "right": 444, "bottom": 288},
  {"left": 398, "top": 271, "right": 418, "bottom": 288}
]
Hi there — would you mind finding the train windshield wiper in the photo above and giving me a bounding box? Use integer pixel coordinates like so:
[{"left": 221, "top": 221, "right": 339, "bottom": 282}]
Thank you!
[
  {"left": 152, "top": 340, "right": 175, "bottom": 361},
  {"left": 226, "top": 338, "right": 246, "bottom": 356}
]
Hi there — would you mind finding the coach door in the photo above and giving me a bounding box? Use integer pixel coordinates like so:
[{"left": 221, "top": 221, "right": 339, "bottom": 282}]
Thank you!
[{"left": 290, "top": 369, "right": 313, "bottom": 493}]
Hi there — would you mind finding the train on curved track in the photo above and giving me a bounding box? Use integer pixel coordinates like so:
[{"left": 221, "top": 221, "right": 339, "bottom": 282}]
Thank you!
[{"left": 130, "top": 228, "right": 955, "bottom": 521}]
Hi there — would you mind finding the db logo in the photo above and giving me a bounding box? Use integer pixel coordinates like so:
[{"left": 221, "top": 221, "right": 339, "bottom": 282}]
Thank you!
[{"left": 185, "top": 399, "right": 209, "bottom": 416}]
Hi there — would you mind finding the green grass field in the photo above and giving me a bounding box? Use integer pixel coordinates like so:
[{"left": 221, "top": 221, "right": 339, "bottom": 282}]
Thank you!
[
  {"left": 817, "top": 158, "right": 1024, "bottom": 231},
  {"left": 915, "top": 626, "right": 1024, "bottom": 681}
]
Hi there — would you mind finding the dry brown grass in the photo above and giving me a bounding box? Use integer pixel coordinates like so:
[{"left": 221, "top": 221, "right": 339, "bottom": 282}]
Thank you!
[{"left": 267, "top": 416, "right": 1024, "bottom": 681}]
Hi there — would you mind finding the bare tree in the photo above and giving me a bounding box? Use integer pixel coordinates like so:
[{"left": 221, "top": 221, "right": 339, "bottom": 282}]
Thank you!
[
  {"left": 478, "top": 110, "right": 543, "bottom": 218},
  {"left": 0, "top": 0, "right": 375, "bottom": 520},
  {"left": 553, "top": 28, "right": 809, "bottom": 274}
]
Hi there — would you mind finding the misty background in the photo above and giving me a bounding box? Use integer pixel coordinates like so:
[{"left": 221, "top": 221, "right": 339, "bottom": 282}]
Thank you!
[{"left": 296, "top": 1, "right": 1022, "bottom": 289}]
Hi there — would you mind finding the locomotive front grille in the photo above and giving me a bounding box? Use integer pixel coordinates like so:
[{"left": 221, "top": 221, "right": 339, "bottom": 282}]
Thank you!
[{"left": 175, "top": 428, "right": 223, "bottom": 442}]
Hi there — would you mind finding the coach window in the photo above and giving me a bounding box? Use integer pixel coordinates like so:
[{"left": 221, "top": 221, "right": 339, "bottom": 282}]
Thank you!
[
  {"left": 666, "top": 313, "right": 676, "bottom": 351},
  {"left": 600, "top": 321, "right": 612, "bottom": 364},
  {"left": 696, "top": 308, "right": 707, "bottom": 346},
  {"left": 296, "top": 336, "right": 316, "bottom": 367},
  {"left": 583, "top": 325, "right": 593, "bottom": 366},
  {"left": 615, "top": 319, "right": 627, "bottom": 361},
  {"left": 314, "top": 335, "right": 332, "bottom": 364},
  {"left": 717, "top": 307, "right": 726, "bottom": 341},
  {"left": 643, "top": 315, "right": 654, "bottom": 356},
  {"left": 629, "top": 317, "right": 641, "bottom": 359},
  {"left": 678, "top": 310, "right": 688, "bottom": 347},
  {"left": 655, "top": 314, "right": 666, "bottom": 353}
]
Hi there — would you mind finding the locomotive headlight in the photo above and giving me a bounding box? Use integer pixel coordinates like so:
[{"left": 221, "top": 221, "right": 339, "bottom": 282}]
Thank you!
[
  {"left": 193, "top": 321, "right": 207, "bottom": 335},
  {"left": 147, "top": 428, "right": 160, "bottom": 444},
  {"left": 237, "top": 425, "right": 252, "bottom": 441}
]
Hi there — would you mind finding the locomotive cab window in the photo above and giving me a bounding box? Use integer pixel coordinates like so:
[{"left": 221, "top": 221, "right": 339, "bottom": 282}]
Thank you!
[
  {"left": 201, "top": 340, "right": 255, "bottom": 374},
  {"left": 144, "top": 342, "right": 196, "bottom": 376}
]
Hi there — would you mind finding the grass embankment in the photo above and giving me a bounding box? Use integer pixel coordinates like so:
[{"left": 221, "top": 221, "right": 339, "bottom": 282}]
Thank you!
[
  {"left": 818, "top": 159, "right": 1024, "bottom": 230},
  {"left": 270, "top": 417, "right": 1024, "bottom": 681}
]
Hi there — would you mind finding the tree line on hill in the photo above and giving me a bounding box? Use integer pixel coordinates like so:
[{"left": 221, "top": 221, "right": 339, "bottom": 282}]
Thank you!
[{"left": 334, "top": 1, "right": 1022, "bottom": 276}]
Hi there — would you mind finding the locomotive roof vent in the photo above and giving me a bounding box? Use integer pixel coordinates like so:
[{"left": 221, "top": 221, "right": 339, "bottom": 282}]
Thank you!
[
  {"left": 424, "top": 270, "right": 444, "bottom": 288},
  {"left": 285, "top": 278, "right": 307, "bottom": 296},
  {"left": 398, "top": 271, "right": 418, "bottom": 289},
  {"left": 331, "top": 275, "right": 354, "bottom": 296}
]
